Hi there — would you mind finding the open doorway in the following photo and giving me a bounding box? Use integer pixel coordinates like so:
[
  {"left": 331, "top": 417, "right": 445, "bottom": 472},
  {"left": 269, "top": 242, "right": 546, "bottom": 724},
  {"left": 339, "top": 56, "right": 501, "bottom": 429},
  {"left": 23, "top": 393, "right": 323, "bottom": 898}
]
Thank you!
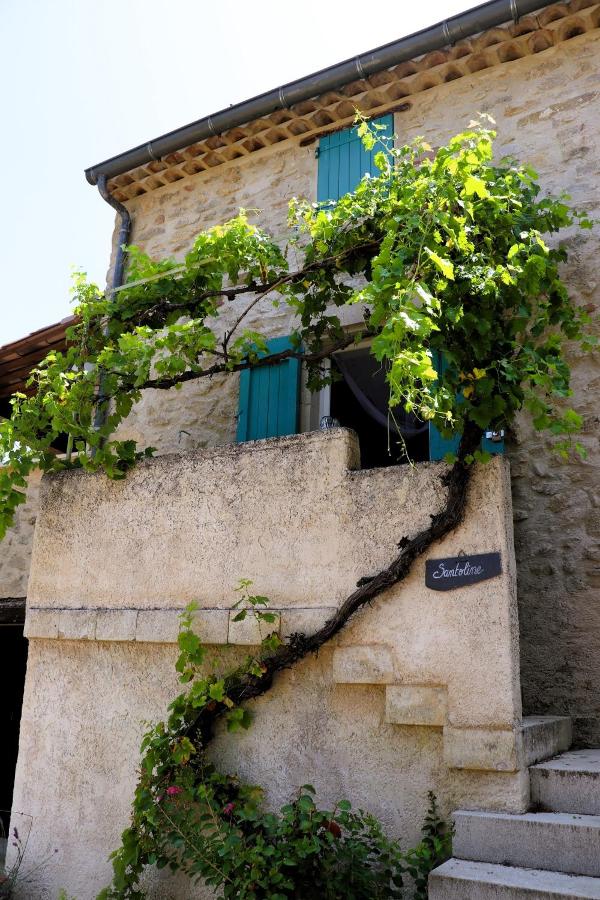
[
  {"left": 329, "top": 345, "right": 429, "bottom": 468},
  {"left": 0, "top": 618, "right": 27, "bottom": 860}
]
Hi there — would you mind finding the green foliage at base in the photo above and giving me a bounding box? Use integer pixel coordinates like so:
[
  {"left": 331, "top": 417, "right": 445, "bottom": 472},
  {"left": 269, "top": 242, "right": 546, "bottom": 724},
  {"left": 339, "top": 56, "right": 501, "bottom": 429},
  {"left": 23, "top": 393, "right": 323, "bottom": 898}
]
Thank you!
[{"left": 97, "top": 601, "right": 451, "bottom": 899}]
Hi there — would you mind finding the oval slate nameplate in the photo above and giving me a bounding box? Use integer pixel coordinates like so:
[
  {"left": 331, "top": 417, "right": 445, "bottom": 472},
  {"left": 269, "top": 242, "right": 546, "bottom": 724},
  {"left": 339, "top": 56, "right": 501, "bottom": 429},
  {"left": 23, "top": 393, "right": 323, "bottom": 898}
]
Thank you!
[{"left": 425, "top": 552, "right": 501, "bottom": 591}]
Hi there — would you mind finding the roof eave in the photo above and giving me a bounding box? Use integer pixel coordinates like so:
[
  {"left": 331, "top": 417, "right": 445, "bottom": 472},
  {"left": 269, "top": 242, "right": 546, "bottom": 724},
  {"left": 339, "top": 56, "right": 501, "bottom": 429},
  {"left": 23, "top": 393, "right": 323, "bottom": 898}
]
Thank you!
[{"left": 85, "top": 0, "right": 553, "bottom": 186}]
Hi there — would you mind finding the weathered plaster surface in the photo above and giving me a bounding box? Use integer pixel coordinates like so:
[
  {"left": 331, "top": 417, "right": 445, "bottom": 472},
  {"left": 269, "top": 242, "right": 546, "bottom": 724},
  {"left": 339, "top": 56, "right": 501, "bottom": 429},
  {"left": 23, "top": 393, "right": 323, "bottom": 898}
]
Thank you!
[
  {"left": 13, "top": 430, "right": 523, "bottom": 898},
  {"left": 100, "top": 31, "right": 600, "bottom": 738}
]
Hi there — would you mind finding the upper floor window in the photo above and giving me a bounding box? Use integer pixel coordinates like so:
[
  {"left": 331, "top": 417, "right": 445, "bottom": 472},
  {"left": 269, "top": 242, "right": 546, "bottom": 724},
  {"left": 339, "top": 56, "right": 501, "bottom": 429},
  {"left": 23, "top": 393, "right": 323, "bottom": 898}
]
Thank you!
[{"left": 316, "top": 115, "right": 393, "bottom": 203}]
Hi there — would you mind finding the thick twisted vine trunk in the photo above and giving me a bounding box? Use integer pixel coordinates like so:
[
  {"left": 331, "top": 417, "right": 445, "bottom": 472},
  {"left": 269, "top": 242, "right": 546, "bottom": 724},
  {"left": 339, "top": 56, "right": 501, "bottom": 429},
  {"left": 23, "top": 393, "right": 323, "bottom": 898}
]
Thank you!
[{"left": 191, "top": 421, "right": 483, "bottom": 747}]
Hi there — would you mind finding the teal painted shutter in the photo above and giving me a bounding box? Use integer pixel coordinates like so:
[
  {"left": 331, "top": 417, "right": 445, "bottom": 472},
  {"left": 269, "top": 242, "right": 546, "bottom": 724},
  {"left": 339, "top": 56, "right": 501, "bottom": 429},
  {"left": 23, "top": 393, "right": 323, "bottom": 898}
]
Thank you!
[
  {"left": 317, "top": 115, "right": 393, "bottom": 202},
  {"left": 428, "top": 351, "right": 504, "bottom": 460},
  {"left": 236, "top": 336, "right": 300, "bottom": 442}
]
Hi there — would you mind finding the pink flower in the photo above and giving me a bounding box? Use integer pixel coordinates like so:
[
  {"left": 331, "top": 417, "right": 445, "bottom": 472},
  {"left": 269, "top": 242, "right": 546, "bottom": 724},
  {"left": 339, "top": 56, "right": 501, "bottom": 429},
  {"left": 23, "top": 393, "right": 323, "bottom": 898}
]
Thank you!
[
  {"left": 222, "top": 802, "right": 236, "bottom": 816},
  {"left": 166, "top": 785, "right": 183, "bottom": 797}
]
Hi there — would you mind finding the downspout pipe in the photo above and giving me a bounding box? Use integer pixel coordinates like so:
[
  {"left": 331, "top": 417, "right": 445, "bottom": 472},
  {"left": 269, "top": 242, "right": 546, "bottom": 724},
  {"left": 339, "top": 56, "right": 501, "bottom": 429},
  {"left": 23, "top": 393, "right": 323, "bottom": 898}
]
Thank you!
[
  {"left": 97, "top": 175, "right": 132, "bottom": 290},
  {"left": 92, "top": 176, "right": 132, "bottom": 432},
  {"left": 85, "top": 0, "right": 549, "bottom": 186}
]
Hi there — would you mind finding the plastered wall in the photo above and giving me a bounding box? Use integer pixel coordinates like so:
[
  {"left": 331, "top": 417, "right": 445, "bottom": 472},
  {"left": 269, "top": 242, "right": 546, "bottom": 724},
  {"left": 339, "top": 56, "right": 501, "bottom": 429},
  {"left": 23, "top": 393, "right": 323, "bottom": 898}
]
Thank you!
[{"left": 13, "top": 429, "right": 524, "bottom": 899}]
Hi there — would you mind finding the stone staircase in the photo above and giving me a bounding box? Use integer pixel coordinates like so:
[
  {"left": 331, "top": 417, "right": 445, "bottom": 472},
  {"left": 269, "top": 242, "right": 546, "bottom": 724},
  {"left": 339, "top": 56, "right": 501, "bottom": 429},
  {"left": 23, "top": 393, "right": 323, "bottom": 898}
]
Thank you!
[{"left": 429, "top": 717, "right": 600, "bottom": 898}]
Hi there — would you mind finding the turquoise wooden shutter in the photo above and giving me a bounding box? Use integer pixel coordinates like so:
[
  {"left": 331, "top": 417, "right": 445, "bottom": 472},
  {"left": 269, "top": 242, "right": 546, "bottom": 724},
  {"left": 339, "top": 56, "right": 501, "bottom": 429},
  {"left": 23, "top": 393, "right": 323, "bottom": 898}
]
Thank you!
[
  {"left": 428, "top": 351, "right": 504, "bottom": 460},
  {"left": 317, "top": 115, "right": 393, "bottom": 202},
  {"left": 236, "top": 336, "right": 300, "bottom": 442}
]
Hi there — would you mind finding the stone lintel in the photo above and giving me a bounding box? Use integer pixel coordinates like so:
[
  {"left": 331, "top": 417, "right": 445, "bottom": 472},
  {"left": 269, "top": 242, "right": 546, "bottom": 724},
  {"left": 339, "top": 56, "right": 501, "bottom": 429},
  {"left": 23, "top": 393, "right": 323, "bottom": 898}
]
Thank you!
[
  {"left": 280, "top": 607, "right": 337, "bottom": 641},
  {"left": 23, "top": 606, "right": 290, "bottom": 646},
  {"left": 95, "top": 609, "right": 138, "bottom": 642},
  {"left": 443, "top": 726, "right": 519, "bottom": 772},
  {"left": 191, "top": 608, "right": 230, "bottom": 645},
  {"left": 134, "top": 609, "right": 180, "bottom": 643},
  {"left": 57, "top": 609, "right": 97, "bottom": 640},
  {"left": 386, "top": 685, "right": 447, "bottom": 727},
  {"left": 24, "top": 608, "right": 59, "bottom": 640}
]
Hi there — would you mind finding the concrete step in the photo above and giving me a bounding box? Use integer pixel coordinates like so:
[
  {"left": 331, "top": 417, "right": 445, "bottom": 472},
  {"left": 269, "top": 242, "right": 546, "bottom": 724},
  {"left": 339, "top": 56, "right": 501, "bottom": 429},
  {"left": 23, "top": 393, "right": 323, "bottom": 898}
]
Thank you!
[
  {"left": 429, "top": 859, "right": 600, "bottom": 899},
  {"left": 531, "top": 749, "right": 600, "bottom": 816},
  {"left": 521, "top": 716, "right": 572, "bottom": 767},
  {"left": 453, "top": 810, "right": 600, "bottom": 877}
]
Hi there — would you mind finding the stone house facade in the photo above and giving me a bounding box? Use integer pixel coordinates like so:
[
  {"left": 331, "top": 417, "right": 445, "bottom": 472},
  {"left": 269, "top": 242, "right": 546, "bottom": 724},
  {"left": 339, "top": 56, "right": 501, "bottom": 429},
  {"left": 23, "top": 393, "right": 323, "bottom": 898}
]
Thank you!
[
  {"left": 97, "top": 0, "right": 600, "bottom": 741},
  {"left": 1, "top": 0, "right": 600, "bottom": 896}
]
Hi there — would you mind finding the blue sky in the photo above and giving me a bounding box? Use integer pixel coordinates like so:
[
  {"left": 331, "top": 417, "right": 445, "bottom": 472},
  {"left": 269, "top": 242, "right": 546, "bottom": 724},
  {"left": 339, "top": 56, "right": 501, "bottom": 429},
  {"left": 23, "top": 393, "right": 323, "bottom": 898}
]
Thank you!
[{"left": 0, "top": 0, "right": 474, "bottom": 345}]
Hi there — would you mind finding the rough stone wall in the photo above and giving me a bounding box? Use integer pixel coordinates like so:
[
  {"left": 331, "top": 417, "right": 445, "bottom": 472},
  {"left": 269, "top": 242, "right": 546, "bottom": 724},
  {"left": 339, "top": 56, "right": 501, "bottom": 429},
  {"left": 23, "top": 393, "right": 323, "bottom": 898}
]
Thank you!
[
  {"left": 101, "top": 30, "right": 600, "bottom": 739},
  {"left": 111, "top": 140, "right": 316, "bottom": 454},
  {"left": 13, "top": 430, "right": 523, "bottom": 899},
  {"left": 379, "top": 29, "right": 600, "bottom": 743},
  {"left": 0, "top": 471, "right": 41, "bottom": 599}
]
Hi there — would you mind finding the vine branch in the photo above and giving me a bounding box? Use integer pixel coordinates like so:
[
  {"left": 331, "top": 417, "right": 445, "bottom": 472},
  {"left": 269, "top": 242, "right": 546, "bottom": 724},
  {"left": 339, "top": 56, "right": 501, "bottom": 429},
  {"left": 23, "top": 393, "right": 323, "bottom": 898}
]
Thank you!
[
  {"left": 93, "top": 336, "right": 355, "bottom": 404},
  {"left": 188, "top": 422, "right": 482, "bottom": 747},
  {"left": 131, "top": 239, "right": 380, "bottom": 328}
]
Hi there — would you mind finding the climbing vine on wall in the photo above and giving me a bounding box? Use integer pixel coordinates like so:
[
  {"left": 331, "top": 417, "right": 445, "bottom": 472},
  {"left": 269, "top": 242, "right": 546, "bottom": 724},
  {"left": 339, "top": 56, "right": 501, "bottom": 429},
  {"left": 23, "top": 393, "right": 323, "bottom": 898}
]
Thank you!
[
  {"left": 0, "top": 119, "right": 596, "bottom": 896},
  {"left": 0, "top": 118, "right": 594, "bottom": 540}
]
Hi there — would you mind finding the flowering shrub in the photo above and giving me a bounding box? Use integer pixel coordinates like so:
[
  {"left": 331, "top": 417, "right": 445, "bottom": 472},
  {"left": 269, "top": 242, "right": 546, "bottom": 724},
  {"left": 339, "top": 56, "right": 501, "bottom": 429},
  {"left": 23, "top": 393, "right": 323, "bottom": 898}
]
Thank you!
[{"left": 98, "top": 599, "right": 451, "bottom": 899}]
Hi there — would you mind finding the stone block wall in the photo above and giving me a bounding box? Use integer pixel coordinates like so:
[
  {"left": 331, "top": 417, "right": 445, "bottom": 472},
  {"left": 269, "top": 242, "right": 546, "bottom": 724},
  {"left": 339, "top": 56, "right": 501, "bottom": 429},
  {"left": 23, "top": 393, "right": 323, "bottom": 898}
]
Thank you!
[
  {"left": 110, "top": 138, "right": 316, "bottom": 456},
  {"left": 13, "top": 430, "right": 523, "bottom": 898}
]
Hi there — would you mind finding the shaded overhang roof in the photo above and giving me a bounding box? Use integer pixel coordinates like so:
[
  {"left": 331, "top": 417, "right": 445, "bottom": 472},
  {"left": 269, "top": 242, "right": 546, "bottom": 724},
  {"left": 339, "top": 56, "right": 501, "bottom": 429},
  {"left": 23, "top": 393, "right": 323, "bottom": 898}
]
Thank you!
[{"left": 0, "top": 317, "right": 76, "bottom": 400}]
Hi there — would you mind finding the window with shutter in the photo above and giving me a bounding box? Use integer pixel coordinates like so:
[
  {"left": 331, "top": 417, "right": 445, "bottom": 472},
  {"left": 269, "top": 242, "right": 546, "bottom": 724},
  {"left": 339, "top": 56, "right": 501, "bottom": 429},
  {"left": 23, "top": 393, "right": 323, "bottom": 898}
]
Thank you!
[
  {"left": 316, "top": 120, "right": 503, "bottom": 463},
  {"left": 236, "top": 336, "right": 300, "bottom": 442},
  {"left": 428, "top": 351, "right": 505, "bottom": 460},
  {"left": 236, "top": 116, "right": 395, "bottom": 447},
  {"left": 316, "top": 115, "right": 393, "bottom": 202}
]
